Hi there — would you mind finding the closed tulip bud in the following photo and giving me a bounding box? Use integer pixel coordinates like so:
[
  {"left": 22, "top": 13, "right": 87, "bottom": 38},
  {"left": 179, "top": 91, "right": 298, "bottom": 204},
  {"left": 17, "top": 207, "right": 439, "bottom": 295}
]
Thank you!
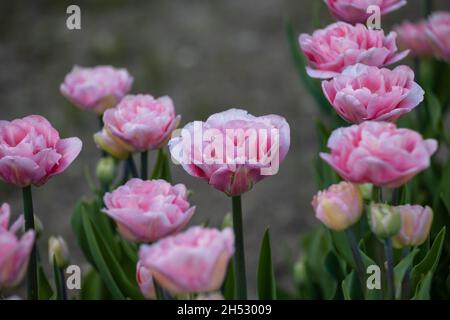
[
  {"left": 293, "top": 259, "right": 308, "bottom": 286},
  {"left": 392, "top": 205, "right": 433, "bottom": 248},
  {"left": 221, "top": 212, "right": 233, "bottom": 229},
  {"left": 369, "top": 203, "right": 401, "bottom": 239},
  {"left": 94, "top": 128, "right": 132, "bottom": 160},
  {"left": 311, "top": 182, "right": 363, "bottom": 231},
  {"left": 358, "top": 183, "right": 373, "bottom": 201},
  {"left": 48, "top": 236, "right": 70, "bottom": 268},
  {"left": 96, "top": 157, "right": 117, "bottom": 185}
]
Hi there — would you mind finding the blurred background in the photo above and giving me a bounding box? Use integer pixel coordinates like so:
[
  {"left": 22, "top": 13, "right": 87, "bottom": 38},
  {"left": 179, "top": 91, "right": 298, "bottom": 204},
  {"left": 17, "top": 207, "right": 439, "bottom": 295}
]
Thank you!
[{"left": 1, "top": 0, "right": 450, "bottom": 298}]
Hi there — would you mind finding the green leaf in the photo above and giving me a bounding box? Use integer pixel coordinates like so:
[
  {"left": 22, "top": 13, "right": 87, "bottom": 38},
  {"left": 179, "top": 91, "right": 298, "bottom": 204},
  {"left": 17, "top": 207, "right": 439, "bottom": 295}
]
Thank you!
[
  {"left": 257, "top": 228, "right": 277, "bottom": 300},
  {"left": 394, "top": 248, "right": 419, "bottom": 299},
  {"left": 411, "top": 227, "right": 446, "bottom": 291},
  {"left": 341, "top": 271, "right": 361, "bottom": 300},
  {"left": 222, "top": 263, "right": 235, "bottom": 300},
  {"left": 329, "top": 230, "right": 355, "bottom": 269},
  {"left": 412, "top": 272, "right": 433, "bottom": 300},
  {"left": 52, "top": 257, "right": 65, "bottom": 300},
  {"left": 426, "top": 93, "right": 442, "bottom": 135},
  {"left": 81, "top": 269, "right": 108, "bottom": 300},
  {"left": 37, "top": 264, "right": 54, "bottom": 300}
]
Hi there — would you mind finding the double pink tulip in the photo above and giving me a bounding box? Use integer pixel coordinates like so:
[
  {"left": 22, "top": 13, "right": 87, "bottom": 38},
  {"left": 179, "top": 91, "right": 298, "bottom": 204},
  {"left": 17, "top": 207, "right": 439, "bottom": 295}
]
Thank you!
[
  {"left": 95, "top": 94, "right": 180, "bottom": 158},
  {"left": 169, "top": 108, "right": 290, "bottom": 196},
  {"left": 324, "top": 0, "right": 407, "bottom": 24},
  {"left": 138, "top": 226, "right": 234, "bottom": 295},
  {"left": 0, "top": 115, "right": 82, "bottom": 187},
  {"left": 103, "top": 179, "right": 195, "bottom": 243},
  {"left": 320, "top": 121, "right": 438, "bottom": 187},
  {"left": 312, "top": 182, "right": 363, "bottom": 231},
  {"left": 322, "top": 64, "right": 424, "bottom": 123},
  {"left": 0, "top": 203, "right": 35, "bottom": 289},
  {"left": 299, "top": 22, "right": 408, "bottom": 78},
  {"left": 395, "top": 21, "right": 434, "bottom": 58},
  {"left": 60, "top": 65, "right": 133, "bottom": 114},
  {"left": 426, "top": 12, "right": 450, "bottom": 62},
  {"left": 392, "top": 205, "right": 433, "bottom": 248}
]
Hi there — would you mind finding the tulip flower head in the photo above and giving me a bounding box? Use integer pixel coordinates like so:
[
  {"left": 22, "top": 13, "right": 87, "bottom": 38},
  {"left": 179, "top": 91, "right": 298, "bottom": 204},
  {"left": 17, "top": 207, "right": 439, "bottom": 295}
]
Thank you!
[
  {"left": 369, "top": 203, "right": 401, "bottom": 239},
  {"left": 136, "top": 261, "right": 156, "bottom": 300},
  {"left": 0, "top": 115, "right": 82, "bottom": 187},
  {"left": 324, "top": 0, "right": 407, "bottom": 24},
  {"left": 103, "top": 179, "right": 195, "bottom": 243},
  {"left": 169, "top": 108, "right": 290, "bottom": 196},
  {"left": 322, "top": 64, "right": 424, "bottom": 123},
  {"left": 392, "top": 205, "right": 433, "bottom": 248},
  {"left": 312, "top": 182, "right": 363, "bottom": 231},
  {"left": 0, "top": 203, "right": 35, "bottom": 289},
  {"left": 299, "top": 22, "right": 409, "bottom": 78},
  {"left": 60, "top": 65, "right": 133, "bottom": 114},
  {"left": 320, "top": 121, "right": 437, "bottom": 188},
  {"left": 138, "top": 226, "right": 234, "bottom": 295}
]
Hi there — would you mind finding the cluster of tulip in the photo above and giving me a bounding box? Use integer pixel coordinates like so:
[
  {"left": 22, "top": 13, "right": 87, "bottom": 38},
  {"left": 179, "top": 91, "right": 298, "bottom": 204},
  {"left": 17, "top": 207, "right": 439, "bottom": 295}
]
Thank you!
[{"left": 284, "top": 0, "right": 449, "bottom": 300}]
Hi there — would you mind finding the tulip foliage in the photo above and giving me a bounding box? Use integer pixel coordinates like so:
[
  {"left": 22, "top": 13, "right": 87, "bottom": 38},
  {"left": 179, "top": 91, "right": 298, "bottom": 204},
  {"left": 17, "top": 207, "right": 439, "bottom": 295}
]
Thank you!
[{"left": 285, "top": 0, "right": 450, "bottom": 300}]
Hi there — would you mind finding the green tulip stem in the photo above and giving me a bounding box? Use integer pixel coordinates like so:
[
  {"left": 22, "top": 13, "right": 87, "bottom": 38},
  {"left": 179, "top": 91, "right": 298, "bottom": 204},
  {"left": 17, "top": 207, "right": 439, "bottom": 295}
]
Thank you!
[
  {"left": 384, "top": 238, "right": 395, "bottom": 300},
  {"left": 232, "top": 195, "right": 247, "bottom": 300},
  {"left": 345, "top": 228, "right": 366, "bottom": 298},
  {"left": 140, "top": 151, "right": 148, "bottom": 180},
  {"left": 22, "top": 186, "right": 38, "bottom": 300},
  {"left": 127, "top": 155, "right": 139, "bottom": 178}
]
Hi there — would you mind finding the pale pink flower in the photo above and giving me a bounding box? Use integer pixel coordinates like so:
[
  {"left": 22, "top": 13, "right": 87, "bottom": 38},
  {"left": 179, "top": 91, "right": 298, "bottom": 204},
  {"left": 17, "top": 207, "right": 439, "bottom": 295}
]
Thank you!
[
  {"left": 136, "top": 261, "right": 156, "bottom": 300},
  {"left": 60, "top": 65, "right": 133, "bottom": 114},
  {"left": 138, "top": 227, "right": 234, "bottom": 294},
  {"left": 322, "top": 64, "right": 424, "bottom": 123},
  {"left": 169, "top": 108, "right": 290, "bottom": 196},
  {"left": 320, "top": 121, "right": 438, "bottom": 188},
  {"left": 0, "top": 115, "right": 82, "bottom": 187},
  {"left": 312, "top": 182, "right": 363, "bottom": 231},
  {"left": 103, "top": 179, "right": 195, "bottom": 243},
  {"left": 325, "top": 0, "right": 407, "bottom": 24},
  {"left": 299, "top": 22, "right": 409, "bottom": 78},
  {"left": 392, "top": 205, "right": 433, "bottom": 248},
  {"left": 0, "top": 203, "right": 35, "bottom": 289},
  {"left": 102, "top": 94, "right": 180, "bottom": 153},
  {"left": 395, "top": 20, "right": 434, "bottom": 57},
  {"left": 426, "top": 12, "right": 450, "bottom": 61}
]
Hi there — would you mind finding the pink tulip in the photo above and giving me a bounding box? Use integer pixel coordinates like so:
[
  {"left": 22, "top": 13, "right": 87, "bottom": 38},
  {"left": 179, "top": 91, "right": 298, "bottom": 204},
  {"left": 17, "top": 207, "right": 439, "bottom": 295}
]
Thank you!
[
  {"left": 324, "top": 0, "right": 407, "bottom": 24},
  {"left": 138, "top": 226, "right": 234, "bottom": 294},
  {"left": 320, "top": 121, "right": 437, "bottom": 188},
  {"left": 426, "top": 12, "right": 450, "bottom": 62},
  {"left": 60, "top": 65, "right": 133, "bottom": 114},
  {"left": 299, "top": 22, "right": 409, "bottom": 79},
  {"left": 395, "top": 20, "right": 434, "bottom": 57},
  {"left": 136, "top": 261, "right": 156, "bottom": 299},
  {"left": 0, "top": 203, "right": 35, "bottom": 289},
  {"left": 392, "top": 205, "right": 433, "bottom": 248},
  {"left": 0, "top": 115, "right": 83, "bottom": 187},
  {"left": 322, "top": 64, "right": 424, "bottom": 123},
  {"left": 93, "top": 127, "right": 133, "bottom": 160},
  {"left": 169, "top": 108, "right": 290, "bottom": 196},
  {"left": 103, "top": 179, "right": 195, "bottom": 243},
  {"left": 312, "top": 182, "right": 363, "bottom": 231},
  {"left": 102, "top": 95, "right": 180, "bottom": 153}
]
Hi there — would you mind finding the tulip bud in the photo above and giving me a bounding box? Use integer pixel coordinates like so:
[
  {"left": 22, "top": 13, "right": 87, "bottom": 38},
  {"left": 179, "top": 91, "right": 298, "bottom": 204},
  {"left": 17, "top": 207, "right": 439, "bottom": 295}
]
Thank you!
[
  {"left": 293, "top": 259, "right": 308, "bottom": 286},
  {"left": 369, "top": 203, "right": 401, "bottom": 239},
  {"left": 94, "top": 128, "right": 132, "bottom": 160},
  {"left": 311, "top": 182, "right": 363, "bottom": 231},
  {"left": 222, "top": 212, "right": 233, "bottom": 229},
  {"left": 392, "top": 205, "right": 433, "bottom": 248},
  {"left": 48, "top": 236, "right": 70, "bottom": 268},
  {"left": 358, "top": 183, "right": 373, "bottom": 201},
  {"left": 96, "top": 157, "right": 117, "bottom": 185}
]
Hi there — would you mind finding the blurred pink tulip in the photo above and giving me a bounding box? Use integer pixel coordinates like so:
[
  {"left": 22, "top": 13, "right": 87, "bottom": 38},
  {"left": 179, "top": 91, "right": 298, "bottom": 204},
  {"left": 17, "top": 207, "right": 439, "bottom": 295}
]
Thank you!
[
  {"left": 60, "top": 65, "right": 133, "bottom": 114},
  {"left": 0, "top": 203, "right": 35, "bottom": 289},
  {"left": 322, "top": 64, "right": 424, "bottom": 123},
  {"left": 320, "top": 121, "right": 437, "bottom": 188},
  {"left": 169, "top": 108, "right": 290, "bottom": 196},
  {"left": 392, "top": 205, "right": 433, "bottom": 248},
  {"left": 103, "top": 179, "right": 195, "bottom": 243},
  {"left": 426, "top": 12, "right": 450, "bottom": 61},
  {"left": 312, "top": 182, "right": 363, "bottom": 231},
  {"left": 102, "top": 94, "right": 180, "bottom": 152},
  {"left": 138, "top": 226, "right": 234, "bottom": 294},
  {"left": 324, "top": 0, "right": 407, "bottom": 24},
  {"left": 395, "top": 20, "right": 434, "bottom": 57},
  {"left": 136, "top": 261, "right": 156, "bottom": 299},
  {"left": 299, "top": 22, "right": 409, "bottom": 78},
  {"left": 0, "top": 115, "right": 82, "bottom": 187}
]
